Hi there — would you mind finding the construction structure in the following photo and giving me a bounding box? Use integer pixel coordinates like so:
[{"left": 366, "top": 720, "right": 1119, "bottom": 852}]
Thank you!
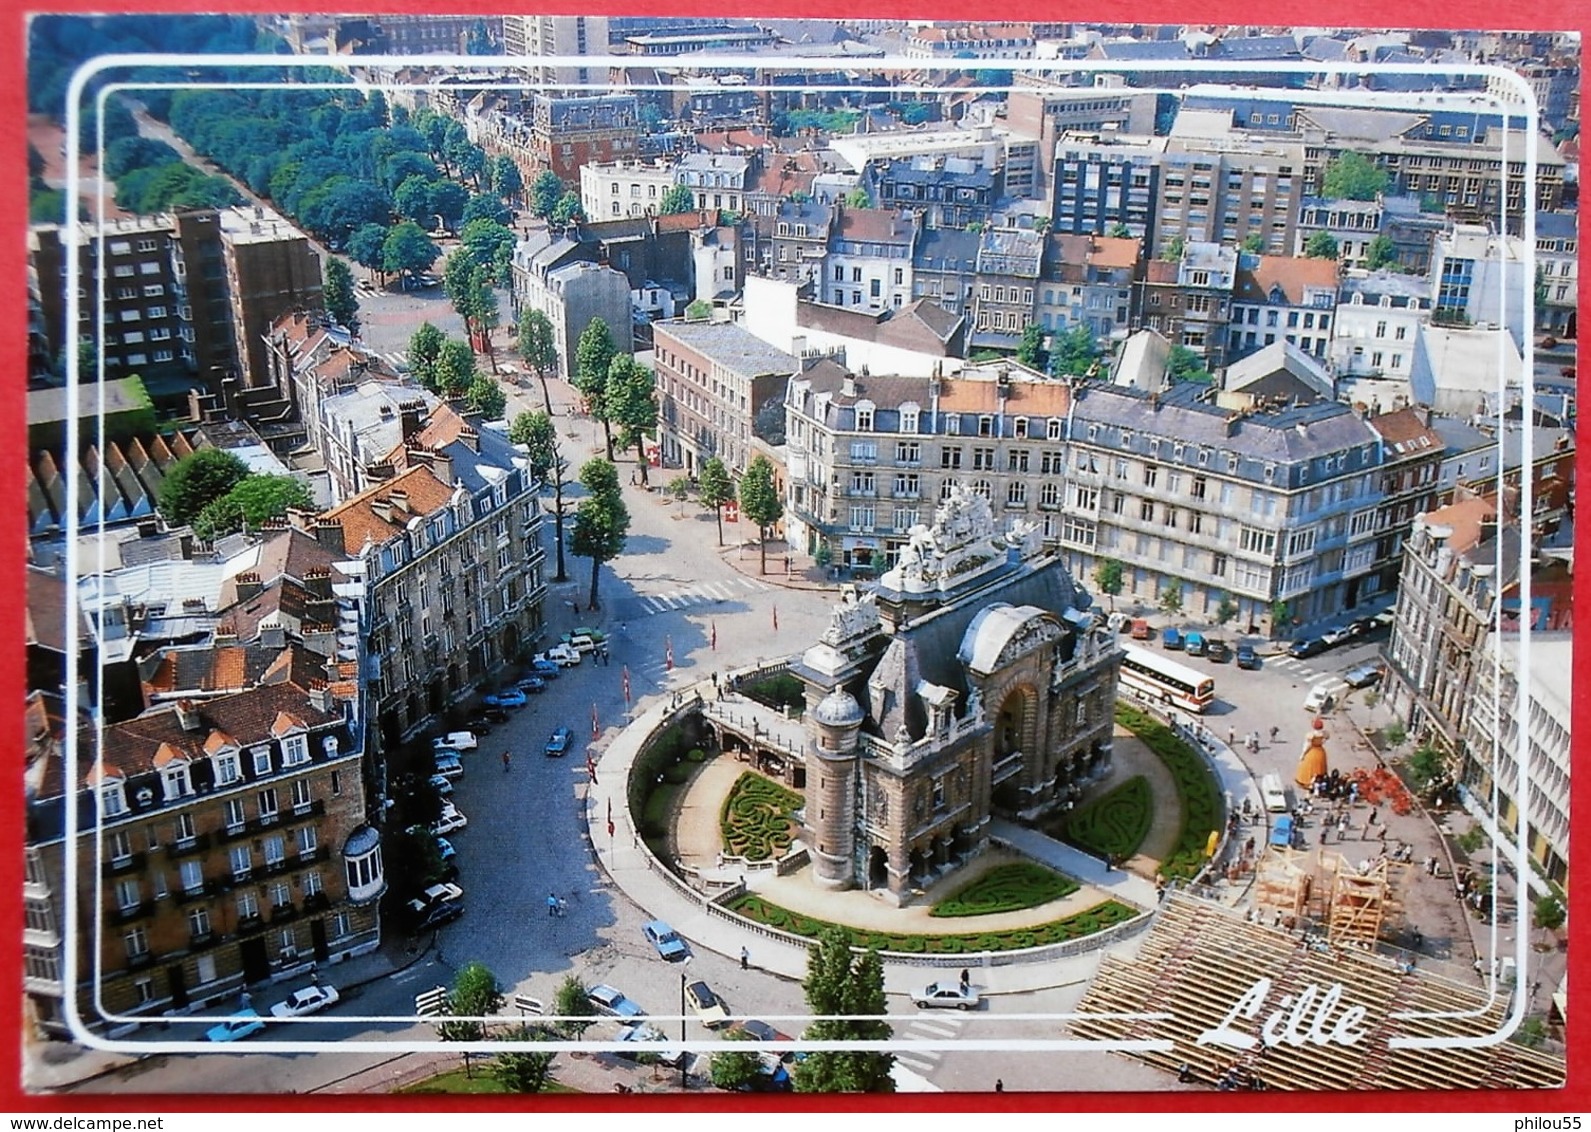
[{"left": 1251, "top": 846, "right": 1411, "bottom": 949}]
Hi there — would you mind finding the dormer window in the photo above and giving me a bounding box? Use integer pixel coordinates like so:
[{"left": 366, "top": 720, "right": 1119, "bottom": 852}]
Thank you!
[
  {"left": 282, "top": 734, "right": 310, "bottom": 767},
  {"left": 1013, "top": 417, "right": 1029, "bottom": 439},
  {"left": 899, "top": 403, "right": 920, "bottom": 434},
  {"left": 854, "top": 400, "right": 875, "bottom": 431},
  {"left": 251, "top": 746, "right": 271, "bottom": 776},
  {"left": 100, "top": 783, "right": 128, "bottom": 817},
  {"left": 213, "top": 752, "right": 241, "bottom": 787},
  {"left": 161, "top": 764, "right": 193, "bottom": 802}
]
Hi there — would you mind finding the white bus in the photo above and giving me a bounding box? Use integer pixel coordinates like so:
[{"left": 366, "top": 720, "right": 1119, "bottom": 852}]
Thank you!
[{"left": 1118, "top": 643, "right": 1217, "bottom": 713}]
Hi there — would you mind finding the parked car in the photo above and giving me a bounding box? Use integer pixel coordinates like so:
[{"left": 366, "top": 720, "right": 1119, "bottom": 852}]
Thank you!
[
  {"left": 1204, "top": 638, "right": 1232, "bottom": 664},
  {"left": 433, "top": 753, "right": 464, "bottom": 779},
  {"left": 269, "top": 985, "right": 340, "bottom": 1020},
  {"left": 418, "top": 882, "right": 464, "bottom": 907},
  {"left": 1130, "top": 618, "right": 1152, "bottom": 640},
  {"left": 565, "top": 626, "right": 607, "bottom": 644},
  {"left": 206, "top": 1009, "right": 267, "bottom": 1043},
  {"left": 732, "top": 1018, "right": 793, "bottom": 1048},
  {"left": 1320, "top": 626, "right": 1355, "bottom": 648},
  {"left": 1342, "top": 662, "right": 1383, "bottom": 689},
  {"left": 461, "top": 713, "right": 495, "bottom": 736},
  {"left": 516, "top": 675, "right": 547, "bottom": 694},
  {"left": 527, "top": 658, "right": 561, "bottom": 679},
  {"left": 587, "top": 984, "right": 645, "bottom": 1019},
  {"left": 1303, "top": 681, "right": 1343, "bottom": 714},
  {"left": 429, "top": 802, "right": 468, "bottom": 835},
  {"left": 642, "top": 919, "right": 689, "bottom": 961},
  {"left": 539, "top": 644, "right": 581, "bottom": 668},
  {"left": 1182, "top": 631, "right": 1206, "bottom": 657},
  {"left": 1106, "top": 611, "right": 1129, "bottom": 635},
  {"left": 1161, "top": 626, "right": 1183, "bottom": 651},
  {"left": 1288, "top": 637, "right": 1329, "bottom": 659},
  {"left": 407, "top": 900, "right": 464, "bottom": 931},
  {"left": 613, "top": 1023, "right": 688, "bottom": 1067},
  {"left": 483, "top": 688, "right": 528, "bottom": 709},
  {"left": 684, "top": 979, "right": 729, "bottom": 1028},
  {"left": 431, "top": 731, "right": 478, "bottom": 752},
  {"left": 564, "top": 633, "right": 598, "bottom": 655},
  {"left": 912, "top": 981, "right": 981, "bottom": 1010},
  {"left": 427, "top": 773, "right": 454, "bottom": 797},
  {"left": 544, "top": 726, "right": 574, "bottom": 757},
  {"left": 1235, "top": 643, "right": 1261, "bottom": 670}
]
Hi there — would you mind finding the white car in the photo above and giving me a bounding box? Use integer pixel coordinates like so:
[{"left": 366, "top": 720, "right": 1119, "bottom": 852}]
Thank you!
[
  {"left": 432, "top": 731, "right": 478, "bottom": 753},
  {"left": 429, "top": 803, "right": 468, "bottom": 835},
  {"left": 428, "top": 774, "right": 454, "bottom": 796},
  {"left": 684, "top": 979, "right": 729, "bottom": 1028},
  {"left": 538, "top": 644, "right": 581, "bottom": 668},
  {"left": 418, "top": 882, "right": 464, "bottom": 907},
  {"left": 432, "top": 755, "right": 463, "bottom": 780},
  {"left": 911, "top": 981, "right": 980, "bottom": 1010},
  {"left": 269, "top": 984, "right": 340, "bottom": 1020}
]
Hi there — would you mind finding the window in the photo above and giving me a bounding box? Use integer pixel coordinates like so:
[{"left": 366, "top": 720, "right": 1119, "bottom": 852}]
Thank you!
[
  {"left": 282, "top": 734, "right": 309, "bottom": 767},
  {"left": 258, "top": 788, "right": 279, "bottom": 823},
  {"left": 271, "top": 883, "right": 292, "bottom": 912},
  {"left": 263, "top": 835, "right": 286, "bottom": 869},
  {"left": 100, "top": 782, "right": 128, "bottom": 817},
  {"left": 229, "top": 844, "right": 251, "bottom": 879},
  {"left": 124, "top": 927, "right": 149, "bottom": 962},
  {"left": 251, "top": 747, "right": 271, "bottom": 775},
  {"left": 899, "top": 409, "right": 919, "bottom": 435},
  {"left": 1047, "top": 418, "right": 1063, "bottom": 440},
  {"left": 895, "top": 441, "right": 921, "bottom": 464},
  {"left": 972, "top": 447, "right": 995, "bottom": 471},
  {"left": 236, "top": 890, "right": 259, "bottom": 921},
  {"left": 179, "top": 860, "right": 204, "bottom": 895},
  {"left": 1007, "top": 449, "right": 1030, "bottom": 472},
  {"left": 894, "top": 473, "right": 920, "bottom": 497},
  {"left": 174, "top": 812, "right": 195, "bottom": 845},
  {"left": 161, "top": 763, "right": 192, "bottom": 802},
  {"left": 291, "top": 779, "right": 313, "bottom": 812},
  {"left": 295, "top": 826, "right": 318, "bottom": 857},
  {"left": 849, "top": 504, "right": 875, "bottom": 529},
  {"left": 224, "top": 798, "right": 246, "bottom": 832},
  {"left": 1007, "top": 481, "right": 1027, "bottom": 506},
  {"left": 1239, "top": 526, "right": 1277, "bottom": 555},
  {"left": 114, "top": 878, "right": 140, "bottom": 912},
  {"left": 303, "top": 871, "right": 323, "bottom": 898},
  {"left": 855, "top": 406, "right": 874, "bottom": 431},
  {"left": 1143, "top": 465, "right": 1159, "bottom": 488},
  {"left": 1041, "top": 481, "right": 1061, "bottom": 508},
  {"left": 109, "top": 830, "right": 133, "bottom": 863},
  {"left": 213, "top": 752, "right": 240, "bottom": 787}
]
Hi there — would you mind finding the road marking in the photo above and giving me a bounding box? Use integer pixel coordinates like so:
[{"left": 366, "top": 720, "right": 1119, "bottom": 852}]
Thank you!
[
  {"left": 893, "top": 1052, "right": 938, "bottom": 1072},
  {"left": 392, "top": 969, "right": 425, "bottom": 984},
  {"left": 738, "top": 577, "right": 769, "bottom": 591},
  {"left": 702, "top": 582, "right": 737, "bottom": 600},
  {"left": 640, "top": 596, "right": 671, "bottom": 613},
  {"left": 905, "top": 1017, "right": 960, "bottom": 1038}
]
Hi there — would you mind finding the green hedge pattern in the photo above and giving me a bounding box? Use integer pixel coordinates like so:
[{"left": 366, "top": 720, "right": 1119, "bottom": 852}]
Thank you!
[
  {"left": 725, "top": 894, "right": 1139, "bottom": 952},
  {"left": 718, "top": 772, "right": 804, "bottom": 861},
  {"left": 1063, "top": 775, "right": 1153, "bottom": 859},
  {"left": 929, "top": 862, "right": 1079, "bottom": 918},
  {"left": 1114, "top": 703, "right": 1223, "bottom": 880}
]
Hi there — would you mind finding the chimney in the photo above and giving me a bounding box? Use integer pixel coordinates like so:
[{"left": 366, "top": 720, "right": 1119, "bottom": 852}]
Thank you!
[
  {"left": 259, "top": 622, "right": 286, "bottom": 650},
  {"left": 213, "top": 622, "right": 238, "bottom": 644},
  {"left": 235, "top": 572, "right": 264, "bottom": 601},
  {"left": 388, "top": 489, "right": 410, "bottom": 514},
  {"left": 1555, "top": 433, "right": 1569, "bottom": 452},
  {"left": 303, "top": 566, "right": 332, "bottom": 600},
  {"left": 307, "top": 680, "right": 332, "bottom": 714},
  {"left": 175, "top": 699, "right": 202, "bottom": 732},
  {"left": 370, "top": 499, "right": 394, "bottom": 523},
  {"left": 314, "top": 517, "right": 346, "bottom": 553},
  {"left": 399, "top": 399, "right": 427, "bottom": 438},
  {"left": 842, "top": 373, "right": 857, "bottom": 397}
]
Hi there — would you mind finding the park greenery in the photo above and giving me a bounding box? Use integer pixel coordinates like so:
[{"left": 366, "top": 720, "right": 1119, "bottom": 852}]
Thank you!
[
  {"left": 929, "top": 862, "right": 1080, "bottom": 918},
  {"left": 1321, "top": 151, "right": 1389, "bottom": 202},
  {"left": 1062, "top": 776, "right": 1154, "bottom": 860},
  {"left": 191, "top": 474, "right": 313, "bottom": 540},
  {"left": 719, "top": 772, "right": 803, "bottom": 862},
  {"left": 157, "top": 446, "right": 250, "bottom": 524},
  {"left": 1112, "top": 703, "right": 1222, "bottom": 881}
]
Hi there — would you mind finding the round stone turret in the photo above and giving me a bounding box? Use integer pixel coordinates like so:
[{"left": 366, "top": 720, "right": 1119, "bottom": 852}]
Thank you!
[
  {"left": 811, "top": 687, "right": 864, "bottom": 728},
  {"left": 805, "top": 686, "right": 864, "bottom": 890}
]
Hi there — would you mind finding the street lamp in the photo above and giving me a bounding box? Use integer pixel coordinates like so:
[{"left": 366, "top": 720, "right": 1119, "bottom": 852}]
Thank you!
[{"left": 678, "top": 957, "right": 691, "bottom": 1089}]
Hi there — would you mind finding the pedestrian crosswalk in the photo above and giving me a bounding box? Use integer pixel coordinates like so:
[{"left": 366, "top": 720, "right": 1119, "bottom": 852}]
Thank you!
[
  {"left": 1264, "top": 655, "right": 1329, "bottom": 684},
  {"left": 379, "top": 351, "right": 409, "bottom": 372},
  {"left": 632, "top": 576, "right": 771, "bottom": 615},
  {"left": 891, "top": 1012, "right": 965, "bottom": 1077}
]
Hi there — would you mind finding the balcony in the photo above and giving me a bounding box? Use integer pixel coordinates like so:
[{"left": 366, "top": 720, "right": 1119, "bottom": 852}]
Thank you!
[
  {"left": 270, "top": 902, "right": 299, "bottom": 925},
  {"left": 188, "top": 929, "right": 219, "bottom": 951},
  {"left": 292, "top": 846, "right": 323, "bottom": 867},
  {"left": 303, "top": 891, "right": 331, "bottom": 913},
  {"left": 111, "top": 900, "right": 154, "bottom": 924},
  {"left": 289, "top": 798, "right": 326, "bottom": 821},
  {"left": 163, "top": 833, "right": 211, "bottom": 860},
  {"left": 102, "top": 851, "right": 146, "bottom": 878}
]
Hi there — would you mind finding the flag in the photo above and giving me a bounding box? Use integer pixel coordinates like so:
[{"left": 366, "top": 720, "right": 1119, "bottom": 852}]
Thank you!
[
  {"left": 591, "top": 702, "right": 600, "bottom": 740},
  {"left": 710, "top": 621, "right": 717, "bottom": 650},
  {"left": 772, "top": 604, "right": 779, "bottom": 632},
  {"left": 665, "top": 636, "right": 674, "bottom": 671},
  {"left": 586, "top": 749, "right": 597, "bottom": 785},
  {"left": 606, "top": 798, "right": 615, "bottom": 839},
  {"left": 621, "top": 665, "right": 631, "bottom": 706}
]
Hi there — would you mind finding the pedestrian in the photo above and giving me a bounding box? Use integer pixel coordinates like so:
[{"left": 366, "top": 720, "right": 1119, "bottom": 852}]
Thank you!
[
  {"left": 503, "top": 750, "right": 511, "bottom": 772},
  {"left": 960, "top": 967, "right": 970, "bottom": 991},
  {"left": 1368, "top": 807, "right": 1378, "bottom": 826},
  {"left": 740, "top": 945, "right": 749, "bottom": 970},
  {"left": 557, "top": 897, "right": 568, "bottom": 918},
  {"left": 573, "top": 601, "right": 580, "bottom": 615},
  {"left": 712, "top": 672, "right": 720, "bottom": 691},
  {"left": 1270, "top": 725, "right": 1280, "bottom": 743},
  {"left": 547, "top": 893, "right": 558, "bottom": 917},
  {"left": 1228, "top": 727, "right": 1235, "bottom": 747}
]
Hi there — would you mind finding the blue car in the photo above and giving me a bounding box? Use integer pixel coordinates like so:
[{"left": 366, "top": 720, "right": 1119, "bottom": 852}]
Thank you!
[
  {"left": 544, "top": 726, "right": 573, "bottom": 757},
  {"left": 483, "top": 688, "right": 528, "bottom": 709},
  {"left": 528, "top": 659, "right": 561, "bottom": 679},
  {"left": 642, "top": 919, "right": 689, "bottom": 961},
  {"left": 206, "top": 1009, "right": 267, "bottom": 1043},
  {"left": 516, "top": 675, "right": 547, "bottom": 694},
  {"left": 1161, "top": 626, "right": 1183, "bottom": 651}
]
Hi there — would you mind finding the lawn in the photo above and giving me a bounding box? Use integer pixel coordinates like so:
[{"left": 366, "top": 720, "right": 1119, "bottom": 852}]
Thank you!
[
  {"left": 1113, "top": 703, "right": 1223, "bottom": 880},
  {"left": 1063, "top": 775, "right": 1153, "bottom": 860},
  {"left": 400, "top": 1064, "right": 579, "bottom": 1094},
  {"left": 719, "top": 771, "right": 803, "bottom": 861},
  {"left": 929, "top": 861, "right": 1079, "bottom": 918},
  {"left": 726, "top": 892, "right": 1139, "bottom": 953}
]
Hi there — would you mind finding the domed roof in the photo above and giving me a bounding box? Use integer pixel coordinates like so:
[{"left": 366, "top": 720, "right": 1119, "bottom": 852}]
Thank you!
[{"left": 811, "top": 687, "right": 864, "bottom": 728}]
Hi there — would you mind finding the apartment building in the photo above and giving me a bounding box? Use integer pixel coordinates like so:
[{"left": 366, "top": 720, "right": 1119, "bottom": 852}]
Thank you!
[
  {"left": 579, "top": 158, "right": 678, "bottom": 220},
  {"left": 1227, "top": 253, "right": 1340, "bottom": 362},
  {"left": 676, "top": 152, "right": 754, "bottom": 215},
  {"left": 526, "top": 93, "right": 641, "bottom": 182},
  {"left": 23, "top": 671, "right": 378, "bottom": 1038},
  {"left": 1161, "top": 113, "right": 1307, "bottom": 254},
  {"left": 968, "top": 227, "right": 1044, "bottom": 346},
  {"left": 1430, "top": 222, "right": 1529, "bottom": 348},
  {"left": 1036, "top": 233, "right": 1142, "bottom": 342},
  {"left": 901, "top": 22, "right": 1037, "bottom": 60},
  {"left": 910, "top": 226, "right": 983, "bottom": 319},
  {"left": 218, "top": 207, "right": 324, "bottom": 388},
  {"left": 868, "top": 156, "right": 999, "bottom": 230},
  {"left": 653, "top": 318, "right": 798, "bottom": 477},
  {"left": 1134, "top": 242, "right": 1238, "bottom": 369},
  {"left": 502, "top": 15, "right": 610, "bottom": 87},
  {"left": 312, "top": 449, "right": 546, "bottom": 752},
  {"left": 1005, "top": 75, "right": 1158, "bottom": 201},
  {"left": 1534, "top": 211, "right": 1578, "bottom": 337},
  {"left": 820, "top": 207, "right": 919, "bottom": 313},
  {"left": 1330, "top": 269, "right": 1432, "bottom": 406},
  {"left": 743, "top": 197, "right": 833, "bottom": 288},
  {"left": 782, "top": 359, "right": 1071, "bottom": 568},
  {"left": 1051, "top": 132, "right": 1165, "bottom": 240}
]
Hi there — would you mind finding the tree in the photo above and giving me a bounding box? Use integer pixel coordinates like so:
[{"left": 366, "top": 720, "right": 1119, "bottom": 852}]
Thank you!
[
  {"left": 489, "top": 155, "right": 523, "bottom": 205},
  {"left": 685, "top": 298, "right": 713, "bottom": 321},
  {"left": 550, "top": 191, "right": 584, "bottom": 227},
  {"left": 1106, "top": 222, "right": 1132, "bottom": 239},
  {"left": 382, "top": 220, "right": 440, "bottom": 286},
  {"left": 347, "top": 223, "right": 390, "bottom": 282},
  {"left": 158, "top": 447, "right": 249, "bottom": 525},
  {"left": 408, "top": 322, "right": 446, "bottom": 389},
  {"left": 1270, "top": 600, "right": 1293, "bottom": 637},
  {"left": 571, "top": 458, "right": 629, "bottom": 611},
  {"left": 465, "top": 374, "right": 506, "bottom": 420},
  {"left": 1304, "top": 231, "right": 1340, "bottom": 260},
  {"left": 1161, "top": 235, "right": 1185, "bottom": 262},
  {"left": 791, "top": 927, "right": 894, "bottom": 1094},
  {"left": 753, "top": 398, "right": 786, "bottom": 445},
  {"left": 738, "top": 454, "right": 784, "bottom": 576},
  {"left": 607, "top": 356, "right": 658, "bottom": 487},
  {"left": 843, "top": 187, "right": 872, "bottom": 209},
  {"left": 433, "top": 338, "right": 477, "bottom": 395},
  {"left": 493, "top": 1029, "right": 556, "bottom": 1094},
  {"left": 573, "top": 318, "right": 618, "bottom": 460},
  {"left": 438, "top": 962, "right": 504, "bottom": 1076},
  {"left": 710, "top": 1031, "right": 763, "bottom": 1092},
  {"left": 697, "top": 457, "right": 736, "bottom": 546},
  {"left": 529, "top": 170, "right": 563, "bottom": 218},
  {"left": 509, "top": 410, "right": 568, "bottom": 582},
  {"left": 323, "top": 257, "right": 359, "bottom": 333},
  {"left": 463, "top": 192, "right": 512, "bottom": 228},
  {"left": 1159, "top": 582, "right": 1184, "bottom": 617},
  {"left": 1048, "top": 324, "right": 1098, "bottom": 377},
  {"left": 1405, "top": 745, "right": 1447, "bottom": 792},
  {"left": 1093, "top": 559, "right": 1124, "bottom": 611},
  {"left": 1533, "top": 896, "right": 1565, "bottom": 948},
  {"left": 517, "top": 309, "right": 560, "bottom": 415},
  {"left": 666, "top": 475, "right": 692, "bottom": 515},
  {"left": 193, "top": 474, "right": 313, "bottom": 540},
  {"left": 1320, "top": 152, "right": 1388, "bottom": 202},
  {"left": 1016, "top": 322, "right": 1045, "bottom": 369},
  {"left": 1364, "top": 234, "right": 1398, "bottom": 271},
  {"left": 1214, "top": 592, "right": 1239, "bottom": 626},
  {"left": 658, "top": 184, "right": 697, "bottom": 214},
  {"left": 551, "top": 974, "right": 597, "bottom": 1038},
  {"left": 1167, "top": 344, "right": 1213, "bottom": 384},
  {"left": 460, "top": 218, "right": 517, "bottom": 284},
  {"left": 1240, "top": 233, "right": 1266, "bottom": 253}
]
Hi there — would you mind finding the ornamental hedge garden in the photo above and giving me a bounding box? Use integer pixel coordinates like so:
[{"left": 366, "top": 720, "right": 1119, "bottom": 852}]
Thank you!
[
  {"left": 929, "top": 862, "right": 1079, "bottom": 918},
  {"left": 1113, "top": 703, "right": 1223, "bottom": 880},
  {"left": 724, "top": 893, "right": 1139, "bottom": 953},
  {"left": 1062, "top": 775, "right": 1153, "bottom": 860},
  {"left": 719, "top": 771, "right": 804, "bottom": 861}
]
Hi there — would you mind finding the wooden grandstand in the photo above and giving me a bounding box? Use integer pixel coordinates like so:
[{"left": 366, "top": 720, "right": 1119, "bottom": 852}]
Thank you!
[
  {"left": 1251, "top": 845, "right": 1411, "bottom": 949},
  {"left": 1072, "top": 890, "right": 1565, "bottom": 1091}
]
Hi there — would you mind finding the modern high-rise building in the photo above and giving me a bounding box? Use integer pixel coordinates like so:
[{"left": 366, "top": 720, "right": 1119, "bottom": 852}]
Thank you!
[{"left": 502, "top": 16, "right": 611, "bottom": 88}]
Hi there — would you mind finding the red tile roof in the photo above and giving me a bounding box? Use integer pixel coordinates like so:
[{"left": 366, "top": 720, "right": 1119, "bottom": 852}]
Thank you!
[{"left": 320, "top": 464, "right": 457, "bottom": 554}]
